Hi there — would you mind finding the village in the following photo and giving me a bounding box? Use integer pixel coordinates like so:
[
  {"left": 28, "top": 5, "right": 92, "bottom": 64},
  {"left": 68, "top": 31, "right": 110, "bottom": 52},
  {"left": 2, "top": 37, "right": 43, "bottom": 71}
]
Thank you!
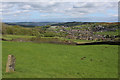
[
  {"left": 46, "top": 23, "right": 119, "bottom": 42},
  {"left": 1, "top": 22, "right": 119, "bottom": 43}
]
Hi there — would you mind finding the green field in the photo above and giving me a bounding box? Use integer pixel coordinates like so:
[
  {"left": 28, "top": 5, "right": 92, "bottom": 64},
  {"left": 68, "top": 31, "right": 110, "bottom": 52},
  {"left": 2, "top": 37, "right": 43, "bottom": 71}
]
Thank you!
[
  {"left": 95, "top": 30, "right": 119, "bottom": 36},
  {"left": 2, "top": 41, "right": 118, "bottom": 78},
  {"left": 2, "top": 35, "right": 36, "bottom": 40},
  {"left": 2, "top": 35, "right": 94, "bottom": 43}
]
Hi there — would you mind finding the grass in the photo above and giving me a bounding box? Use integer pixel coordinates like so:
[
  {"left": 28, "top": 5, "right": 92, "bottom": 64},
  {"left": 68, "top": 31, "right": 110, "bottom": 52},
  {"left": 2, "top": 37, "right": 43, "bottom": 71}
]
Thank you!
[
  {"left": 2, "top": 35, "right": 94, "bottom": 43},
  {"left": 95, "top": 30, "right": 119, "bottom": 36},
  {"left": 2, "top": 35, "right": 36, "bottom": 40},
  {"left": 59, "top": 37, "right": 94, "bottom": 43},
  {"left": 73, "top": 39, "right": 94, "bottom": 43},
  {"left": 2, "top": 41, "right": 118, "bottom": 78}
]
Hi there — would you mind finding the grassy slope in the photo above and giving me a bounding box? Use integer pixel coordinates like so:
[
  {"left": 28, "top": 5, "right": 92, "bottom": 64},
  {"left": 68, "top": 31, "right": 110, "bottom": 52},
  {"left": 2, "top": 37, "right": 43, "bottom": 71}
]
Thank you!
[{"left": 2, "top": 41, "right": 118, "bottom": 78}]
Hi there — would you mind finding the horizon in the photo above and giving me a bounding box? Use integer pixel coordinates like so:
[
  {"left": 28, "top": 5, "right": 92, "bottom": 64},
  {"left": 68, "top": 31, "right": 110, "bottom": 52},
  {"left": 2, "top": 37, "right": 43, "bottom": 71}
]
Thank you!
[{"left": 2, "top": 21, "right": 119, "bottom": 23}]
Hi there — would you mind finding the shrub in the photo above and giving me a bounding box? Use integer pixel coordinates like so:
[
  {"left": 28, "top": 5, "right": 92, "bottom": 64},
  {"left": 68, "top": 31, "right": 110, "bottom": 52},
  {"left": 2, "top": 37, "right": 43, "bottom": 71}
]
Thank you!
[{"left": 44, "top": 32, "right": 56, "bottom": 37}]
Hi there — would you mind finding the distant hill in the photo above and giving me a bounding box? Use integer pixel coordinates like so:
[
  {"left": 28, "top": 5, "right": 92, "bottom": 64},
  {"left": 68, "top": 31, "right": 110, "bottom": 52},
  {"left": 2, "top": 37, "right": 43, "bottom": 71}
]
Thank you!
[
  {"left": 4, "top": 22, "right": 95, "bottom": 27},
  {"left": 5, "top": 22, "right": 58, "bottom": 28},
  {"left": 51, "top": 22, "right": 95, "bottom": 27},
  {"left": 4, "top": 22, "right": 118, "bottom": 28}
]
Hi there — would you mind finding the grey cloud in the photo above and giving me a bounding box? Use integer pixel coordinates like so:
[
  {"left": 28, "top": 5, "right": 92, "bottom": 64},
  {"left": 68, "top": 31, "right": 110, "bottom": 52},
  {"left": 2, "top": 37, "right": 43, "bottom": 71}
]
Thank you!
[{"left": 1, "top": 2, "right": 118, "bottom": 13}]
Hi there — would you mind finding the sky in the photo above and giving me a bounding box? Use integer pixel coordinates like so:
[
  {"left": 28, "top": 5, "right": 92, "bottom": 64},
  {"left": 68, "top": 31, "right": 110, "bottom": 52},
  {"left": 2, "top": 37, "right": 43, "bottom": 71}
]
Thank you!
[{"left": 0, "top": 1, "right": 119, "bottom": 22}]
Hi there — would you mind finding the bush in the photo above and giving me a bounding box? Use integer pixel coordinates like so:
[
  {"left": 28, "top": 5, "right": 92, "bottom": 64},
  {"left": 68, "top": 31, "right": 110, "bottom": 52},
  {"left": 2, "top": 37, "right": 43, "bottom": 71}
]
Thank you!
[{"left": 44, "top": 32, "right": 56, "bottom": 37}]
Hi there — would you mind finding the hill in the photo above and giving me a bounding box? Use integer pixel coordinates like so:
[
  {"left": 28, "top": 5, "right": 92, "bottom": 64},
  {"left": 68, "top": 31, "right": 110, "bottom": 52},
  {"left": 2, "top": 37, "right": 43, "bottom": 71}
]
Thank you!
[
  {"left": 5, "top": 22, "right": 58, "bottom": 27},
  {"left": 51, "top": 22, "right": 95, "bottom": 27}
]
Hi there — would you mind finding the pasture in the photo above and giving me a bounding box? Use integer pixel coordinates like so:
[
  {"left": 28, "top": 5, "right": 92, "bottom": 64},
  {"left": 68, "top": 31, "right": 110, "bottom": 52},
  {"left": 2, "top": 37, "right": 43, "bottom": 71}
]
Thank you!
[{"left": 2, "top": 41, "right": 118, "bottom": 78}]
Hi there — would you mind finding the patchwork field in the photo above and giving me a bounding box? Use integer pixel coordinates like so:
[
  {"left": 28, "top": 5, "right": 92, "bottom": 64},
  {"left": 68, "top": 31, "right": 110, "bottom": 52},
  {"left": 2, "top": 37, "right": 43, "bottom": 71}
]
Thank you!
[{"left": 2, "top": 41, "right": 118, "bottom": 78}]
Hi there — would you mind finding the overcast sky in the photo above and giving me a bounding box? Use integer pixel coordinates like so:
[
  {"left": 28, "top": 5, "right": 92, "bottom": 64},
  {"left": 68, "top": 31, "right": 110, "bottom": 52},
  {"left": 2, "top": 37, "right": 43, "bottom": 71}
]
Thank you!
[{"left": 0, "top": 2, "right": 118, "bottom": 22}]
